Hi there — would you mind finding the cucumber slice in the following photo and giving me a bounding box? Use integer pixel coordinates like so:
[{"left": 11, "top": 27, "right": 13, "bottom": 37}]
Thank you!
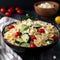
[
  {"left": 15, "top": 38, "right": 24, "bottom": 43},
  {"left": 21, "top": 34, "right": 29, "bottom": 43},
  {"left": 22, "top": 29, "right": 29, "bottom": 34},
  {"left": 20, "top": 43, "right": 30, "bottom": 47},
  {"left": 33, "top": 24, "right": 41, "bottom": 28},
  {"left": 20, "top": 25, "right": 29, "bottom": 32}
]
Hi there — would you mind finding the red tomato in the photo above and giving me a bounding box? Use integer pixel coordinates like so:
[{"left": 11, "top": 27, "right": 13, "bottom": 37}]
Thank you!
[
  {"left": 5, "top": 12, "right": 12, "bottom": 16},
  {"left": 30, "top": 43, "right": 37, "bottom": 48},
  {"left": 30, "top": 35, "right": 36, "bottom": 41},
  {"left": 15, "top": 32, "right": 21, "bottom": 37},
  {"left": 52, "top": 35, "right": 58, "bottom": 41},
  {"left": 16, "top": 9, "right": 23, "bottom": 14},
  {"left": 8, "top": 8, "right": 14, "bottom": 13},
  {"left": 0, "top": 8, "right": 6, "bottom": 13},
  {"left": 15, "top": 7, "right": 20, "bottom": 11},
  {"left": 37, "top": 28, "right": 45, "bottom": 33},
  {"left": 8, "top": 25, "right": 15, "bottom": 29}
]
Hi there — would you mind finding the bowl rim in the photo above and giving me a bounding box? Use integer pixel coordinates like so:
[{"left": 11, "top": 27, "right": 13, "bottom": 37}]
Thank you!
[{"left": 2, "top": 21, "right": 59, "bottom": 49}]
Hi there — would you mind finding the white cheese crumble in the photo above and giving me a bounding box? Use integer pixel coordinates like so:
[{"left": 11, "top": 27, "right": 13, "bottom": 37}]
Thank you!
[
  {"left": 38, "top": 2, "right": 54, "bottom": 8},
  {"left": 46, "top": 41, "right": 50, "bottom": 44},
  {"left": 26, "top": 19, "right": 33, "bottom": 26},
  {"left": 22, "top": 20, "right": 27, "bottom": 25},
  {"left": 29, "top": 29, "right": 34, "bottom": 35}
]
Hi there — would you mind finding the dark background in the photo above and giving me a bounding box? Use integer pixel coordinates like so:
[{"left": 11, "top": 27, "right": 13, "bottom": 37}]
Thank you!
[
  {"left": 0, "top": 0, "right": 60, "bottom": 10},
  {"left": 0, "top": 0, "right": 60, "bottom": 60}
]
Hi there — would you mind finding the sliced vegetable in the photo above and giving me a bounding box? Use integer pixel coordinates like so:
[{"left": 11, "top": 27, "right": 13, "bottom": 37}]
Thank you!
[
  {"left": 30, "top": 35, "right": 36, "bottom": 41},
  {"left": 21, "top": 34, "right": 29, "bottom": 42},
  {"left": 52, "top": 35, "right": 58, "bottom": 41},
  {"left": 30, "top": 43, "right": 37, "bottom": 48},
  {"left": 22, "top": 29, "right": 29, "bottom": 34},
  {"left": 20, "top": 25, "right": 29, "bottom": 32},
  {"left": 15, "top": 40, "right": 20, "bottom": 44},
  {"left": 20, "top": 43, "right": 30, "bottom": 47},
  {"left": 15, "top": 32, "right": 21, "bottom": 37},
  {"left": 37, "top": 28, "right": 45, "bottom": 33},
  {"left": 8, "top": 25, "right": 15, "bottom": 29},
  {"left": 15, "top": 38, "right": 24, "bottom": 43},
  {"left": 33, "top": 24, "right": 41, "bottom": 28}
]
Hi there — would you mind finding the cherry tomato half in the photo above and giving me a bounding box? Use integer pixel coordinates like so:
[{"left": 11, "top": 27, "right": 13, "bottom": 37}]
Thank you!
[
  {"left": 5, "top": 12, "right": 12, "bottom": 16},
  {"left": 15, "top": 32, "right": 21, "bottom": 37},
  {"left": 30, "top": 43, "right": 37, "bottom": 48},
  {"left": 16, "top": 9, "right": 23, "bottom": 14},
  {"left": 8, "top": 25, "right": 15, "bottom": 29},
  {"left": 37, "top": 28, "right": 45, "bottom": 33},
  {"left": 52, "top": 35, "right": 58, "bottom": 41},
  {"left": 8, "top": 8, "right": 14, "bottom": 13},
  {"left": 30, "top": 35, "right": 36, "bottom": 41},
  {"left": 0, "top": 8, "right": 6, "bottom": 13}
]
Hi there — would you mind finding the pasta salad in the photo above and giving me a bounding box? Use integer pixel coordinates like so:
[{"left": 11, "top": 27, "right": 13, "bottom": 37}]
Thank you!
[{"left": 3, "top": 19, "right": 59, "bottom": 48}]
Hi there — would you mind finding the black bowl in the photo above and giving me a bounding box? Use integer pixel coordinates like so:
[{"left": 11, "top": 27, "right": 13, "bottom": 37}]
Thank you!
[{"left": 2, "top": 22, "right": 59, "bottom": 54}]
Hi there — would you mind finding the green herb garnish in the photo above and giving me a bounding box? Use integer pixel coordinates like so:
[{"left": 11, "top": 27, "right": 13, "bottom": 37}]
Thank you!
[{"left": 23, "top": 14, "right": 35, "bottom": 19}]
